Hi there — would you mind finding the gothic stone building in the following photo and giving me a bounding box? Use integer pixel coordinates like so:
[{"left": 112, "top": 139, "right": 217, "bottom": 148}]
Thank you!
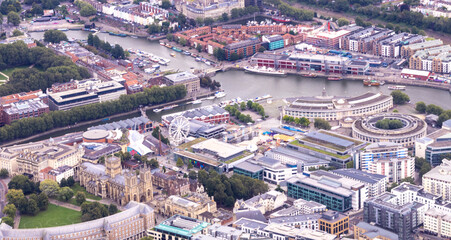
[{"left": 77, "top": 156, "right": 153, "bottom": 206}]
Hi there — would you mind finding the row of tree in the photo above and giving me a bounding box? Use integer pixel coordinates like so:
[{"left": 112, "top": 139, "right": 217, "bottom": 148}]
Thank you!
[
  {"left": 0, "top": 42, "right": 91, "bottom": 96},
  {"left": 43, "top": 30, "right": 68, "bottom": 43},
  {"left": 200, "top": 76, "right": 221, "bottom": 90},
  {"left": 75, "top": 0, "right": 97, "bottom": 17},
  {"left": 313, "top": 118, "right": 331, "bottom": 130},
  {"left": 282, "top": 115, "right": 310, "bottom": 127},
  {"left": 243, "top": 100, "right": 266, "bottom": 119},
  {"left": 416, "top": 102, "right": 451, "bottom": 127},
  {"left": 391, "top": 90, "right": 410, "bottom": 105},
  {"left": 6, "top": 189, "right": 49, "bottom": 217},
  {"left": 81, "top": 201, "right": 118, "bottom": 222},
  {"left": 197, "top": 169, "right": 268, "bottom": 207},
  {"left": 224, "top": 104, "right": 254, "bottom": 123},
  {"left": 87, "top": 33, "right": 126, "bottom": 59},
  {"left": 265, "top": 0, "right": 314, "bottom": 21},
  {"left": 230, "top": 6, "right": 260, "bottom": 19},
  {"left": 0, "top": 84, "right": 187, "bottom": 143}
]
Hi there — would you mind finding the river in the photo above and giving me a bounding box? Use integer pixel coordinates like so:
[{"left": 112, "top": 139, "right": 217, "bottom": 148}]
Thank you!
[{"left": 25, "top": 30, "right": 451, "bottom": 141}]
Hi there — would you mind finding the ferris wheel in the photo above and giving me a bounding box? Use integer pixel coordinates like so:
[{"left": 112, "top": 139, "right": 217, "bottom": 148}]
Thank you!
[{"left": 169, "top": 116, "right": 190, "bottom": 145}]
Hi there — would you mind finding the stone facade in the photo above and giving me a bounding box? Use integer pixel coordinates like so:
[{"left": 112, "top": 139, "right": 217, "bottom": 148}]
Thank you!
[{"left": 77, "top": 156, "right": 153, "bottom": 206}]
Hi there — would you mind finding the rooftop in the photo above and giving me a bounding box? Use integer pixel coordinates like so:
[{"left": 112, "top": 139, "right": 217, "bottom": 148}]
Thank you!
[
  {"left": 154, "top": 215, "right": 210, "bottom": 238},
  {"left": 331, "top": 169, "right": 387, "bottom": 184},
  {"left": 355, "top": 222, "right": 399, "bottom": 240},
  {"left": 164, "top": 72, "right": 199, "bottom": 83}
]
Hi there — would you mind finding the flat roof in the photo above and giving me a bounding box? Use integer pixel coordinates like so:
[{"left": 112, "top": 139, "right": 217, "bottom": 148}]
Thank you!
[
  {"left": 234, "top": 161, "right": 264, "bottom": 173},
  {"left": 164, "top": 72, "right": 198, "bottom": 83},
  {"left": 305, "top": 131, "right": 354, "bottom": 148},
  {"left": 331, "top": 169, "right": 387, "bottom": 184}
]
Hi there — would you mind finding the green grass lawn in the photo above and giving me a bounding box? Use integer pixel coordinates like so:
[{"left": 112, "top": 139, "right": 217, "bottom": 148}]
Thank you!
[
  {"left": 71, "top": 183, "right": 102, "bottom": 200},
  {"left": 19, "top": 204, "right": 81, "bottom": 229},
  {"left": 1, "top": 66, "right": 30, "bottom": 77}
]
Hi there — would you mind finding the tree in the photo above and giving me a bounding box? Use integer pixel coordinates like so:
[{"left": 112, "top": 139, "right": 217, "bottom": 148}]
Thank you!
[
  {"left": 426, "top": 104, "right": 443, "bottom": 116},
  {"left": 58, "top": 187, "right": 74, "bottom": 202},
  {"left": 204, "top": 17, "right": 214, "bottom": 25},
  {"left": 12, "top": 29, "right": 23, "bottom": 37},
  {"left": 391, "top": 90, "right": 410, "bottom": 104},
  {"left": 3, "top": 204, "right": 16, "bottom": 219},
  {"left": 375, "top": 119, "right": 404, "bottom": 129},
  {"left": 6, "top": 189, "right": 24, "bottom": 206},
  {"left": 346, "top": 160, "right": 354, "bottom": 168},
  {"left": 161, "top": 0, "right": 171, "bottom": 9},
  {"left": 179, "top": 38, "right": 187, "bottom": 47},
  {"left": 337, "top": 18, "right": 350, "bottom": 27},
  {"left": 176, "top": 157, "right": 184, "bottom": 167},
  {"left": 314, "top": 118, "right": 331, "bottom": 130},
  {"left": 79, "top": 3, "right": 97, "bottom": 16},
  {"left": 60, "top": 178, "right": 67, "bottom": 187},
  {"left": 67, "top": 176, "right": 75, "bottom": 187},
  {"left": 258, "top": 46, "right": 266, "bottom": 52},
  {"left": 221, "top": 12, "right": 229, "bottom": 21},
  {"left": 230, "top": 52, "right": 240, "bottom": 61},
  {"left": 37, "top": 192, "right": 49, "bottom": 211},
  {"left": 187, "top": 161, "right": 193, "bottom": 169},
  {"left": 8, "top": 175, "right": 35, "bottom": 194},
  {"left": 2, "top": 216, "right": 13, "bottom": 227},
  {"left": 75, "top": 192, "right": 86, "bottom": 205},
  {"left": 81, "top": 202, "right": 108, "bottom": 221},
  {"left": 39, "top": 179, "right": 60, "bottom": 198},
  {"left": 43, "top": 30, "right": 68, "bottom": 43},
  {"left": 188, "top": 170, "right": 197, "bottom": 179},
  {"left": 401, "top": 177, "right": 415, "bottom": 184},
  {"left": 162, "top": 166, "right": 166, "bottom": 173},
  {"left": 196, "top": 44, "right": 202, "bottom": 52},
  {"left": 149, "top": 158, "right": 159, "bottom": 168},
  {"left": 415, "top": 101, "right": 426, "bottom": 113},
  {"left": 0, "top": 168, "right": 8, "bottom": 178},
  {"left": 7, "top": 11, "right": 20, "bottom": 26},
  {"left": 27, "top": 199, "right": 39, "bottom": 216},
  {"left": 108, "top": 204, "right": 118, "bottom": 215}
]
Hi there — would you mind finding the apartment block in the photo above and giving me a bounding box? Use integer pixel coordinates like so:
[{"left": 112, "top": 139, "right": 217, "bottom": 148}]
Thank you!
[
  {"left": 422, "top": 159, "right": 451, "bottom": 201},
  {"left": 331, "top": 169, "right": 387, "bottom": 198},
  {"left": 164, "top": 72, "right": 200, "bottom": 94},
  {"left": 401, "top": 39, "right": 443, "bottom": 58}
]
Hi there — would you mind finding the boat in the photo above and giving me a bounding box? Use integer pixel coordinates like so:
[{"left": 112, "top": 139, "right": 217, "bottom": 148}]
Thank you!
[
  {"left": 165, "top": 44, "right": 172, "bottom": 48},
  {"left": 206, "top": 96, "right": 215, "bottom": 100},
  {"left": 109, "top": 32, "right": 127, "bottom": 37},
  {"left": 159, "top": 42, "right": 165, "bottom": 46},
  {"left": 130, "top": 35, "right": 138, "bottom": 39},
  {"left": 152, "top": 64, "right": 160, "bottom": 69},
  {"left": 244, "top": 66, "right": 286, "bottom": 76},
  {"left": 170, "top": 53, "right": 176, "bottom": 57},
  {"left": 57, "top": 28, "right": 68, "bottom": 31},
  {"left": 363, "top": 79, "right": 385, "bottom": 86},
  {"left": 163, "top": 104, "right": 178, "bottom": 110},
  {"left": 255, "top": 94, "right": 272, "bottom": 102},
  {"left": 183, "top": 51, "right": 191, "bottom": 55},
  {"left": 302, "top": 73, "right": 317, "bottom": 78},
  {"left": 272, "top": 16, "right": 291, "bottom": 23},
  {"left": 327, "top": 77, "right": 342, "bottom": 81},
  {"left": 215, "top": 91, "right": 226, "bottom": 98},
  {"left": 388, "top": 85, "right": 406, "bottom": 90},
  {"left": 195, "top": 57, "right": 202, "bottom": 62},
  {"left": 172, "top": 47, "right": 182, "bottom": 52},
  {"left": 191, "top": 99, "right": 202, "bottom": 104},
  {"left": 153, "top": 108, "right": 162, "bottom": 113}
]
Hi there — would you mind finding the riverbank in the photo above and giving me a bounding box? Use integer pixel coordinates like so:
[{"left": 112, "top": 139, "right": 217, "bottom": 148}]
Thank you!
[{"left": 0, "top": 90, "right": 217, "bottom": 147}]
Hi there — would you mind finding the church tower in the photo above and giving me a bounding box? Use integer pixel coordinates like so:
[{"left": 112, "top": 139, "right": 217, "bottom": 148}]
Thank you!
[{"left": 105, "top": 156, "right": 122, "bottom": 178}]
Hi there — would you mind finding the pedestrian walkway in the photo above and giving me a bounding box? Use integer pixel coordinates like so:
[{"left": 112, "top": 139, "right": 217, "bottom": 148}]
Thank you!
[{"left": 49, "top": 199, "right": 81, "bottom": 211}]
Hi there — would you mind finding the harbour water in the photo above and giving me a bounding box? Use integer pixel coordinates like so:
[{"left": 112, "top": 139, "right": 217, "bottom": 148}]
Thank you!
[{"left": 30, "top": 30, "right": 451, "bottom": 109}]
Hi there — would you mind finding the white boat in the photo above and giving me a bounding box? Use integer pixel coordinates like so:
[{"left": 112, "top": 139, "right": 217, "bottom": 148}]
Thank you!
[
  {"left": 191, "top": 99, "right": 202, "bottom": 104},
  {"left": 160, "top": 42, "right": 165, "bottom": 46},
  {"left": 195, "top": 57, "right": 202, "bottom": 62},
  {"left": 215, "top": 91, "right": 226, "bottom": 98},
  {"left": 152, "top": 64, "right": 160, "bottom": 69},
  {"left": 206, "top": 96, "right": 215, "bottom": 100},
  {"left": 244, "top": 66, "right": 286, "bottom": 76},
  {"left": 153, "top": 108, "right": 162, "bottom": 113},
  {"left": 388, "top": 85, "right": 406, "bottom": 90},
  {"left": 163, "top": 104, "right": 178, "bottom": 110},
  {"left": 170, "top": 53, "right": 176, "bottom": 57}
]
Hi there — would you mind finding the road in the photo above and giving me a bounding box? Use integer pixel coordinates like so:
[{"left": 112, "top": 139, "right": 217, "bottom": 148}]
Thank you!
[{"left": 0, "top": 179, "right": 8, "bottom": 218}]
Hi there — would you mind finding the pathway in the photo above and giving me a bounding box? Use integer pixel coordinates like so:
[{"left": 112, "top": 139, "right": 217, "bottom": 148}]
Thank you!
[
  {"left": 0, "top": 72, "right": 9, "bottom": 82},
  {"left": 49, "top": 199, "right": 81, "bottom": 211},
  {"left": 13, "top": 213, "right": 20, "bottom": 229}
]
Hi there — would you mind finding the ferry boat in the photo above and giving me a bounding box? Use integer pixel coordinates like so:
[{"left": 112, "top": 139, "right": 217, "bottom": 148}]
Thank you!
[
  {"left": 215, "top": 91, "right": 226, "bottom": 98},
  {"left": 163, "top": 104, "right": 178, "bottom": 111},
  {"left": 191, "top": 99, "right": 202, "bottom": 105},
  {"left": 170, "top": 53, "right": 176, "bottom": 57},
  {"left": 272, "top": 16, "right": 291, "bottom": 23},
  {"left": 244, "top": 66, "right": 286, "bottom": 76},
  {"left": 153, "top": 108, "right": 162, "bottom": 113},
  {"left": 388, "top": 85, "right": 406, "bottom": 90},
  {"left": 363, "top": 79, "right": 385, "bottom": 86},
  {"left": 302, "top": 73, "right": 317, "bottom": 78},
  {"left": 172, "top": 47, "right": 182, "bottom": 52},
  {"left": 327, "top": 77, "right": 342, "bottom": 81}
]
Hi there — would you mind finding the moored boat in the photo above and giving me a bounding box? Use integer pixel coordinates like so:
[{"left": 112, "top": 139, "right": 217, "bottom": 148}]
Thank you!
[
  {"left": 327, "top": 77, "right": 342, "bottom": 81},
  {"left": 364, "top": 79, "right": 385, "bottom": 86},
  {"left": 163, "top": 104, "right": 178, "bottom": 110},
  {"left": 215, "top": 91, "right": 226, "bottom": 98},
  {"left": 172, "top": 47, "right": 182, "bottom": 52},
  {"left": 191, "top": 99, "right": 202, "bottom": 104},
  {"left": 244, "top": 66, "right": 286, "bottom": 76},
  {"left": 170, "top": 53, "right": 176, "bottom": 57},
  {"left": 153, "top": 108, "right": 162, "bottom": 113},
  {"left": 388, "top": 85, "right": 406, "bottom": 90}
]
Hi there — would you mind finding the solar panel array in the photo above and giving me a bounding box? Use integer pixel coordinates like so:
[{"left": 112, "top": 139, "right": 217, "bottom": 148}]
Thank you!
[{"left": 306, "top": 132, "right": 354, "bottom": 148}]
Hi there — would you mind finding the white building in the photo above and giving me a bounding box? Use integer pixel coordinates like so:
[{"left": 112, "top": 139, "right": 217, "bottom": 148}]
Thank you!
[
  {"left": 48, "top": 165, "right": 74, "bottom": 183},
  {"left": 257, "top": 157, "right": 298, "bottom": 185},
  {"left": 423, "top": 159, "right": 451, "bottom": 201},
  {"left": 264, "top": 147, "right": 329, "bottom": 171},
  {"left": 234, "top": 190, "right": 287, "bottom": 215},
  {"left": 424, "top": 208, "right": 451, "bottom": 238},
  {"left": 358, "top": 142, "right": 414, "bottom": 183},
  {"left": 331, "top": 169, "right": 387, "bottom": 198}
]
